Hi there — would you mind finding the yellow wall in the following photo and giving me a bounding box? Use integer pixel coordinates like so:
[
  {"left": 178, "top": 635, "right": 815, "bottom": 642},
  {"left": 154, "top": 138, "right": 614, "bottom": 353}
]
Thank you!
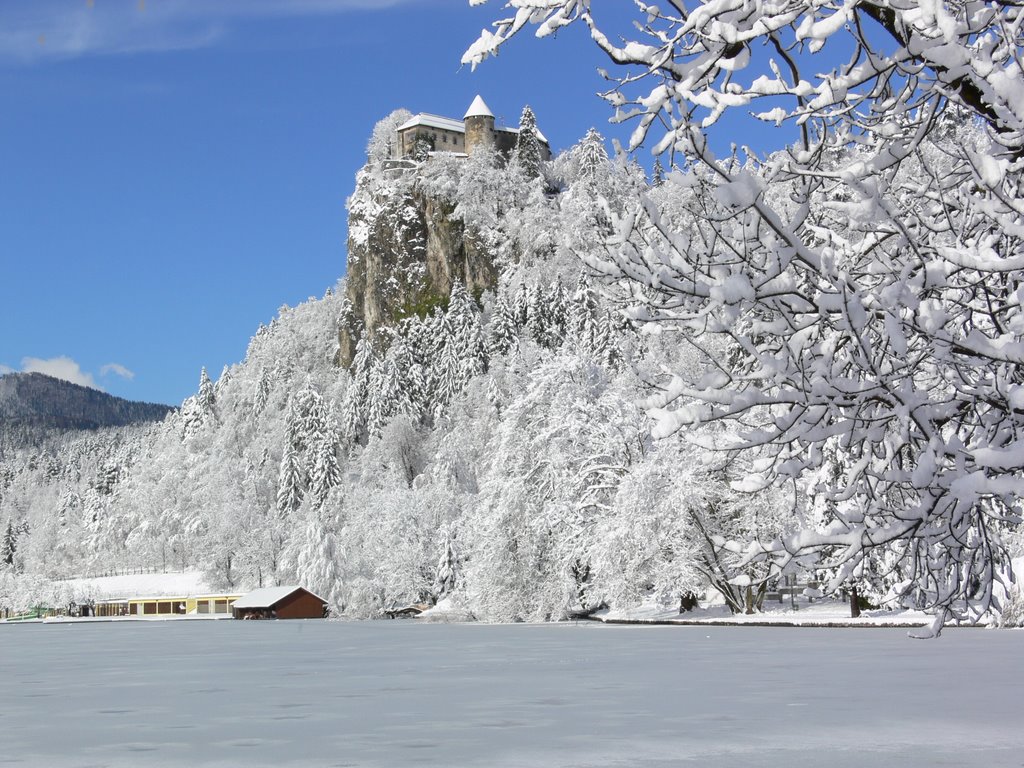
[{"left": 124, "top": 594, "right": 241, "bottom": 616}]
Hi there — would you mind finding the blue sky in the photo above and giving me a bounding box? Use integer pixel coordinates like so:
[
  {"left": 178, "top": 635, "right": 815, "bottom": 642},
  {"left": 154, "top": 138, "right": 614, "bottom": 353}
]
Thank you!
[{"left": 0, "top": 0, "right": 781, "bottom": 406}]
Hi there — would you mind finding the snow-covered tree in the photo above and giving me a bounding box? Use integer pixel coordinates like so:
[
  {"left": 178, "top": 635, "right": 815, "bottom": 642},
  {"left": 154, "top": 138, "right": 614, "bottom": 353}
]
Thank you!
[
  {"left": 515, "top": 105, "right": 543, "bottom": 178},
  {"left": 463, "top": 0, "right": 1024, "bottom": 631},
  {"left": 572, "top": 128, "right": 608, "bottom": 185},
  {"left": 366, "top": 108, "right": 413, "bottom": 165},
  {"left": 487, "top": 295, "right": 518, "bottom": 358},
  {"left": 276, "top": 441, "right": 305, "bottom": 517},
  {"left": 181, "top": 367, "right": 216, "bottom": 439},
  {"left": 307, "top": 426, "right": 341, "bottom": 510},
  {"left": 651, "top": 158, "right": 665, "bottom": 188},
  {"left": 2, "top": 520, "right": 16, "bottom": 568},
  {"left": 293, "top": 501, "right": 343, "bottom": 613}
]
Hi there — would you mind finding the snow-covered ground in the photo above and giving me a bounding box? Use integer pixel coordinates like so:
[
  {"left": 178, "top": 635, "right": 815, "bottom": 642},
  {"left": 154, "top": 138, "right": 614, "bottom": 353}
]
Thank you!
[
  {"left": 60, "top": 570, "right": 216, "bottom": 599},
  {"left": 0, "top": 621, "right": 1019, "bottom": 767},
  {"left": 592, "top": 596, "right": 936, "bottom": 626}
]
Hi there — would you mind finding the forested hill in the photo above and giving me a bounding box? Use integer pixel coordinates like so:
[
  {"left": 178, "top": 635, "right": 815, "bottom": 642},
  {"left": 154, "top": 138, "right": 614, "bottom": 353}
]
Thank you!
[
  {"left": 9, "top": 107, "right": 1011, "bottom": 625},
  {"left": 0, "top": 372, "right": 174, "bottom": 432},
  {"left": 0, "top": 116, "right": 784, "bottom": 619}
]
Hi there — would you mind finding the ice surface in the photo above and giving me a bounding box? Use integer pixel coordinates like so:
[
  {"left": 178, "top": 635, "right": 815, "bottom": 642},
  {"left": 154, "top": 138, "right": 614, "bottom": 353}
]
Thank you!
[{"left": 0, "top": 621, "right": 1019, "bottom": 767}]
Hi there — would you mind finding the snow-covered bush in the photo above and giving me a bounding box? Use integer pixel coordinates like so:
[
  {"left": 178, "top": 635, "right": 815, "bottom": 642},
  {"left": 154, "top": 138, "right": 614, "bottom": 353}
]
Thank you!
[{"left": 998, "top": 586, "right": 1024, "bottom": 629}]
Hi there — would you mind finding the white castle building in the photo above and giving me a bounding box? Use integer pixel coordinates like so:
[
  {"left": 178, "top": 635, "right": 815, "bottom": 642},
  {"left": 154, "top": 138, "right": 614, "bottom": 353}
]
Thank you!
[{"left": 392, "top": 95, "right": 551, "bottom": 160}]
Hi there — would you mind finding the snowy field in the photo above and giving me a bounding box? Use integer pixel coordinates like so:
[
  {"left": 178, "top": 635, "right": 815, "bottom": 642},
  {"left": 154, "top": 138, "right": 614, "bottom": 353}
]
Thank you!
[
  {"left": 0, "top": 621, "right": 1020, "bottom": 767},
  {"left": 60, "top": 571, "right": 214, "bottom": 599}
]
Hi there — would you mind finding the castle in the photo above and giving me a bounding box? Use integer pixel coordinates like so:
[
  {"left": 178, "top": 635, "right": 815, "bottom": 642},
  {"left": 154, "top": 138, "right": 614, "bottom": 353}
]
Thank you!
[{"left": 392, "top": 95, "right": 551, "bottom": 161}]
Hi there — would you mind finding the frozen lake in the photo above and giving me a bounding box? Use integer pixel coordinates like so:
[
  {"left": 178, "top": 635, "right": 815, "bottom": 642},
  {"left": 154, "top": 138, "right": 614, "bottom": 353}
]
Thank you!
[{"left": 0, "top": 621, "right": 1020, "bottom": 767}]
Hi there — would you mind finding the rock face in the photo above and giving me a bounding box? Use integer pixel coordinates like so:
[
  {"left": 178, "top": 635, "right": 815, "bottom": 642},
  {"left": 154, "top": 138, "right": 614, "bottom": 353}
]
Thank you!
[{"left": 339, "top": 171, "right": 497, "bottom": 366}]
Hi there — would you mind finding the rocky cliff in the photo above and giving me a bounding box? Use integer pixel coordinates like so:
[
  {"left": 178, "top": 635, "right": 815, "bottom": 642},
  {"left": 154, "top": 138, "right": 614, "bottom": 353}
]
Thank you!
[{"left": 338, "top": 163, "right": 498, "bottom": 366}]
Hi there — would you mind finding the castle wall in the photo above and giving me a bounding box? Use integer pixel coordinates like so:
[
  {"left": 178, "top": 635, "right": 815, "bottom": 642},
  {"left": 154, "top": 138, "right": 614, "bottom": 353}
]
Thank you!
[{"left": 397, "top": 127, "right": 467, "bottom": 158}]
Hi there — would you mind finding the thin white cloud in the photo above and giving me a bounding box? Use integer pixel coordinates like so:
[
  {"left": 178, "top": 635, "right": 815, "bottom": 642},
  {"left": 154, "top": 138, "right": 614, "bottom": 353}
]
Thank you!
[
  {"left": 0, "top": 364, "right": 14, "bottom": 375},
  {"left": 0, "top": 0, "right": 423, "bottom": 63},
  {"left": 21, "top": 356, "right": 102, "bottom": 391},
  {"left": 100, "top": 362, "right": 136, "bottom": 381}
]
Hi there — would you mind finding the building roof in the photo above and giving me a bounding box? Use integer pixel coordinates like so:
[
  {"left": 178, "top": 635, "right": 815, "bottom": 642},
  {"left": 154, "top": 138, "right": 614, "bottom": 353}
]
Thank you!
[
  {"left": 396, "top": 113, "right": 466, "bottom": 134},
  {"left": 232, "top": 585, "right": 325, "bottom": 609},
  {"left": 464, "top": 94, "right": 495, "bottom": 119}
]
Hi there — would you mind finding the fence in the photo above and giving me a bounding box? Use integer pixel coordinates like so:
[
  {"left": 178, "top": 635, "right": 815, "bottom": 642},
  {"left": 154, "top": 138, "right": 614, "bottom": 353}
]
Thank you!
[{"left": 54, "top": 566, "right": 191, "bottom": 582}]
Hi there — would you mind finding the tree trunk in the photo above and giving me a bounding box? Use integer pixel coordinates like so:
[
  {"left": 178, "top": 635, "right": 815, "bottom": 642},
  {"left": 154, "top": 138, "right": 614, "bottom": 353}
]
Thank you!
[
  {"left": 850, "top": 585, "right": 861, "bottom": 619},
  {"left": 745, "top": 585, "right": 755, "bottom": 615},
  {"left": 678, "top": 591, "right": 699, "bottom": 613}
]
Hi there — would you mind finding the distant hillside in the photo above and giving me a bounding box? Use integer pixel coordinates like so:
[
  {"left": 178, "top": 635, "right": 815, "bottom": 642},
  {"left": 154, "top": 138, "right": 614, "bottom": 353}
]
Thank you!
[{"left": 0, "top": 372, "right": 174, "bottom": 431}]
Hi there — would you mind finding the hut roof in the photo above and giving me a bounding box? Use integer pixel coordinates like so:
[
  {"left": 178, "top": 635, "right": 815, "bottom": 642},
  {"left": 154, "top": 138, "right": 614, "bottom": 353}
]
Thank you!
[{"left": 232, "top": 585, "right": 325, "bottom": 609}]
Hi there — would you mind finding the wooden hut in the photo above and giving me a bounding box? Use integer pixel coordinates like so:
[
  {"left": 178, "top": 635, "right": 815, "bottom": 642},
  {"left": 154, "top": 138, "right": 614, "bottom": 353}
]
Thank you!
[{"left": 231, "top": 586, "right": 328, "bottom": 620}]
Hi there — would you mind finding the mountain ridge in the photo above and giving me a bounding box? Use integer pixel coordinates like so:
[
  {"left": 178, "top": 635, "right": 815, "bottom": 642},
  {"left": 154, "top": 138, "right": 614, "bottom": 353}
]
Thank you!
[{"left": 0, "top": 372, "right": 175, "bottom": 432}]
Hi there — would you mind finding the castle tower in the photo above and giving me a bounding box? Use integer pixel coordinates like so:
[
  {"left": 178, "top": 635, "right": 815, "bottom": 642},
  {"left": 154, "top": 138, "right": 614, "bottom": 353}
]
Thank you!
[{"left": 463, "top": 95, "right": 495, "bottom": 156}]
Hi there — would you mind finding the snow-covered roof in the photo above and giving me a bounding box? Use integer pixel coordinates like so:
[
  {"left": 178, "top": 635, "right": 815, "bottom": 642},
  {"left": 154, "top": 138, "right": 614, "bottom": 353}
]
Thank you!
[
  {"left": 464, "top": 94, "right": 494, "bottom": 119},
  {"left": 232, "top": 585, "right": 324, "bottom": 609},
  {"left": 396, "top": 113, "right": 465, "bottom": 134}
]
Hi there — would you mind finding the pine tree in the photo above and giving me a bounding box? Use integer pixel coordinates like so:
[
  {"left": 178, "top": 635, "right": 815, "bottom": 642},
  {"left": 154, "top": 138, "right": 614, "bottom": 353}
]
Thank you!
[
  {"left": 515, "top": 105, "right": 543, "bottom": 178},
  {"left": 253, "top": 369, "right": 271, "bottom": 417},
  {"left": 215, "top": 365, "right": 232, "bottom": 397},
  {"left": 197, "top": 367, "right": 216, "bottom": 413},
  {"left": 488, "top": 296, "right": 519, "bottom": 358},
  {"left": 181, "top": 367, "right": 217, "bottom": 439},
  {"left": 525, "top": 283, "right": 547, "bottom": 344},
  {"left": 284, "top": 391, "right": 306, "bottom": 453},
  {"left": 402, "top": 316, "right": 431, "bottom": 372},
  {"left": 448, "top": 281, "right": 488, "bottom": 382},
  {"left": 652, "top": 158, "right": 666, "bottom": 187},
  {"left": 368, "top": 340, "right": 424, "bottom": 429},
  {"left": 433, "top": 336, "right": 463, "bottom": 416},
  {"left": 307, "top": 431, "right": 341, "bottom": 509},
  {"left": 568, "top": 272, "right": 600, "bottom": 350},
  {"left": 388, "top": 338, "right": 426, "bottom": 420},
  {"left": 92, "top": 459, "right": 120, "bottom": 496},
  {"left": 365, "top": 357, "right": 391, "bottom": 439},
  {"left": 574, "top": 128, "right": 609, "bottom": 183},
  {"left": 340, "top": 338, "right": 376, "bottom": 444},
  {"left": 545, "top": 278, "right": 569, "bottom": 347},
  {"left": 512, "top": 283, "right": 530, "bottom": 328},
  {"left": 421, "top": 309, "right": 451, "bottom": 415},
  {"left": 2, "top": 520, "right": 15, "bottom": 567},
  {"left": 296, "top": 381, "right": 330, "bottom": 451},
  {"left": 276, "top": 441, "right": 305, "bottom": 517},
  {"left": 593, "top": 312, "right": 622, "bottom": 369}
]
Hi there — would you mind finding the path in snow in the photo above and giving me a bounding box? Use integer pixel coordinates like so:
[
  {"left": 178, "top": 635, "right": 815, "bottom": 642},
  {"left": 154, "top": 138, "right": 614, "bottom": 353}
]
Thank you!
[{"left": 0, "top": 621, "right": 1020, "bottom": 767}]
